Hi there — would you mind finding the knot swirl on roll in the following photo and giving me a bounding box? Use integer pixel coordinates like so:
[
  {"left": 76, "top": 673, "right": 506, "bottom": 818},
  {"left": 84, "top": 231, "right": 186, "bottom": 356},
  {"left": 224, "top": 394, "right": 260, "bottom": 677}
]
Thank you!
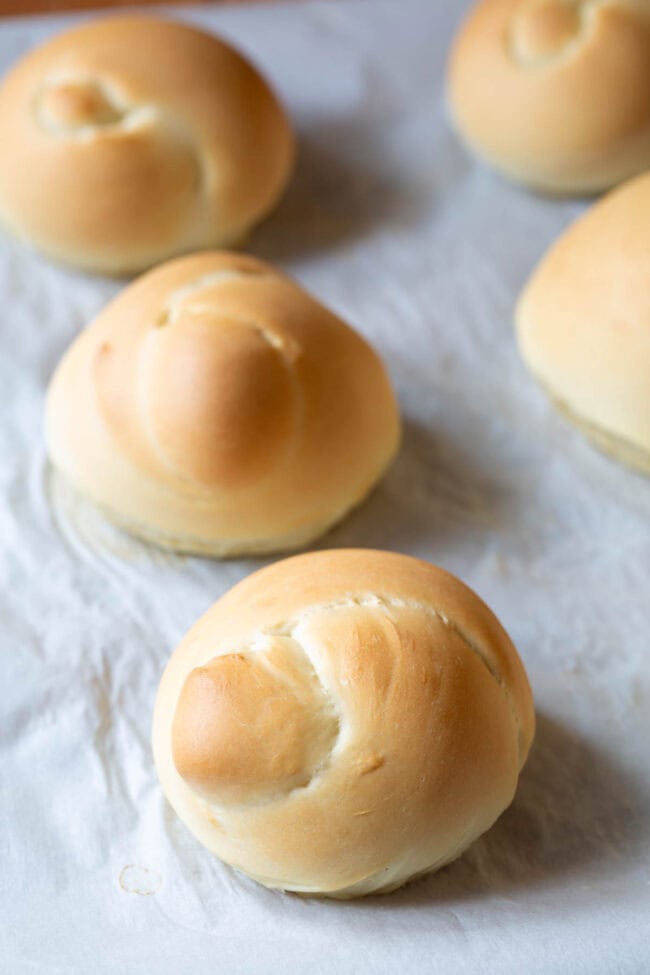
[
  {"left": 45, "top": 253, "right": 400, "bottom": 556},
  {"left": 153, "top": 550, "right": 535, "bottom": 897}
]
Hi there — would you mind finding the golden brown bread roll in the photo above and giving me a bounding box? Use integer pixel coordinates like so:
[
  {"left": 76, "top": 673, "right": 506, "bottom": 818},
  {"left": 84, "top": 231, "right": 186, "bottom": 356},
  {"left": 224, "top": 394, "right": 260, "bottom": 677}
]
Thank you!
[
  {"left": 516, "top": 170, "right": 650, "bottom": 473},
  {"left": 153, "top": 549, "right": 535, "bottom": 897},
  {"left": 0, "top": 16, "right": 294, "bottom": 273},
  {"left": 447, "top": 0, "right": 650, "bottom": 194},
  {"left": 45, "top": 252, "right": 400, "bottom": 555}
]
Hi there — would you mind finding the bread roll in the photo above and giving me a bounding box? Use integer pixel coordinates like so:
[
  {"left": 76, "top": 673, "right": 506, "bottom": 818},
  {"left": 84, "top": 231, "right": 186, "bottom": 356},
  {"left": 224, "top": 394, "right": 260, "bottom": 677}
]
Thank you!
[
  {"left": 153, "top": 549, "right": 535, "bottom": 897},
  {"left": 447, "top": 0, "right": 650, "bottom": 193},
  {"left": 516, "top": 171, "right": 650, "bottom": 473},
  {"left": 45, "top": 252, "right": 400, "bottom": 555},
  {"left": 0, "top": 16, "right": 293, "bottom": 274}
]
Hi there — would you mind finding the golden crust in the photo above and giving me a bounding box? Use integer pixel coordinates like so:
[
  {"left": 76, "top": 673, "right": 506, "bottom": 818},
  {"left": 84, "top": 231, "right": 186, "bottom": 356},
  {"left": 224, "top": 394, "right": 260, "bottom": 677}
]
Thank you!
[
  {"left": 516, "top": 170, "right": 650, "bottom": 471},
  {"left": 0, "top": 16, "right": 294, "bottom": 273},
  {"left": 447, "top": 0, "right": 650, "bottom": 193},
  {"left": 153, "top": 550, "right": 535, "bottom": 897},
  {"left": 45, "top": 253, "right": 400, "bottom": 556}
]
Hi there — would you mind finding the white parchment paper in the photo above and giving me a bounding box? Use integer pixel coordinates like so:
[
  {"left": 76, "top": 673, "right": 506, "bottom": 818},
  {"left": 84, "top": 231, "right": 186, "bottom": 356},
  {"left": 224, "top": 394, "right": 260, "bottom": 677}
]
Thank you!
[{"left": 1, "top": 2, "right": 649, "bottom": 972}]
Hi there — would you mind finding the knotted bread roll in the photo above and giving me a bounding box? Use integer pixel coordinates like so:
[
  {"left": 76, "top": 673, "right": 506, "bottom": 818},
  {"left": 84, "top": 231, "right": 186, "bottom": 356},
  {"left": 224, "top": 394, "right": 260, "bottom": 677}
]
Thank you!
[
  {"left": 0, "top": 16, "right": 293, "bottom": 273},
  {"left": 45, "top": 252, "right": 400, "bottom": 555},
  {"left": 448, "top": 0, "right": 650, "bottom": 193},
  {"left": 153, "top": 549, "right": 535, "bottom": 897},
  {"left": 516, "top": 170, "right": 650, "bottom": 473}
]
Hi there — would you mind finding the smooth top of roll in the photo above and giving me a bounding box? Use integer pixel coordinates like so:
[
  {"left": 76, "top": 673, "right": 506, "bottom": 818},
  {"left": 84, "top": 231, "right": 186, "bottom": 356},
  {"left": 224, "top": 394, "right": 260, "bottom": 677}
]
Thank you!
[
  {"left": 153, "top": 549, "right": 535, "bottom": 897},
  {"left": 0, "top": 16, "right": 294, "bottom": 273},
  {"left": 448, "top": 0, "right": 650, "bottom": 193},
  {"left": 516, "top": 170, "right": 650, "bottom": 471},
  {"left": 45, "top": 252, "right": 400, "bottom": 555}
]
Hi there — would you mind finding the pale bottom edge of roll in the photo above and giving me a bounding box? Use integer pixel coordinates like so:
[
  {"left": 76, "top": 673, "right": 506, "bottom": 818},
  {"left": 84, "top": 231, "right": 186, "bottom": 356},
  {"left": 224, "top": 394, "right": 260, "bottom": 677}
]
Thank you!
[
  {"left": 536, "top": 379, "right": 650, "bottom": 476},
  {"left": 49, "top": 459, "right": 395, "bottom": 558},
  {"left": 239, "top": 822, "right": 497, "bottom": 899}
]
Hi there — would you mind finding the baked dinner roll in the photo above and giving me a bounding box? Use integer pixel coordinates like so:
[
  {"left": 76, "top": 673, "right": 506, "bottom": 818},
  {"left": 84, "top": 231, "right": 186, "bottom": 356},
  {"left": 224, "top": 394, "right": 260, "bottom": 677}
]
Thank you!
[
  {"left": 447, "top": 0, "right": 650, "bottom": 193},
  {"left": 45, "top": 252, "right": 400, "bottom": 555},
  {"left": 153, "top": 549, "right": 535, "bottom": 897},
  {"left": 0, "top": 16, "right": 293, "bottom": 274},
  {"left": 516, "top": 171, "right": 650, "bottom": 472}
]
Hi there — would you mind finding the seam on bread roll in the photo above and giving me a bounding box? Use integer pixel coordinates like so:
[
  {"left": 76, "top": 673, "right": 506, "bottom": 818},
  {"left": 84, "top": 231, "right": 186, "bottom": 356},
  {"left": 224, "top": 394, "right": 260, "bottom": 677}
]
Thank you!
[{"left": 155, "top": 267, "right": 269, "bottom": 327}]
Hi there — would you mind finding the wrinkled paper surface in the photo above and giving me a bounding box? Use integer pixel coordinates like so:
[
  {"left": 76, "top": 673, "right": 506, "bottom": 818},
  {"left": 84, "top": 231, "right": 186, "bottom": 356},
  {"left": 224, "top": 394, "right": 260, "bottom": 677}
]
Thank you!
[{"left": 1, "top": 2, "right": 649, "bottom": 972}]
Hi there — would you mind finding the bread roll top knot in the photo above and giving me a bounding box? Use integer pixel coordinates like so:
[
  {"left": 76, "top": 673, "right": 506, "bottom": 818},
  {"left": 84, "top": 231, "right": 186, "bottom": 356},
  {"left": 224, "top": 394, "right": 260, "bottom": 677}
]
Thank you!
[
  {"left": 510, "top": 0, "right": 583, "bottom": 63},
  {"left": 36, "top": 77, "right": 125, "bottom": 130},
  {"left": 145, "top": 311, "right": 296, "bottom": 490},
  {"left": 172, "top": 639, "right": 340, "bottom": 805},
  {"left": 94, "top": 265, "right": 300, "bottom": 490},
  {"left": 153, "top": 551, "right": 535, "bottom": 896},
  {"left": 89, "top": 259, "right": 318, "bottom": 494},
  {"left": 0, "top": 16, "right": 294, "bottom": 272}
]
